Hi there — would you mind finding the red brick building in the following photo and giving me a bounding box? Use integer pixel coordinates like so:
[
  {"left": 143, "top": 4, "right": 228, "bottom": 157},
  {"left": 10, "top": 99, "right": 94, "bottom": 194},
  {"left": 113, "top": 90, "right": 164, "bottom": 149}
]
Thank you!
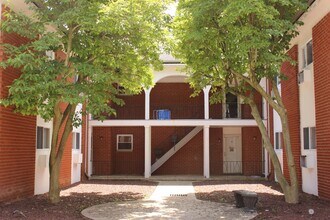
[
  {"left": 88, "top": 59, "right": 265, "bottom": 179},
  {"left": 0, "top": 2, "right": 83, "bottom": 202},
  {"left": 273, "top": 0, "right": 330, "bottom": 200}
]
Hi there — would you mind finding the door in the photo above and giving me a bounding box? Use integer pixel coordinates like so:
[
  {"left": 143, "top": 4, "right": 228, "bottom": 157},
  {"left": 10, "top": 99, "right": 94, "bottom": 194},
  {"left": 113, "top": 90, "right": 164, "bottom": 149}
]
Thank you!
[{"left": 223, "top": 135, "right": 242, "bottom": 174}]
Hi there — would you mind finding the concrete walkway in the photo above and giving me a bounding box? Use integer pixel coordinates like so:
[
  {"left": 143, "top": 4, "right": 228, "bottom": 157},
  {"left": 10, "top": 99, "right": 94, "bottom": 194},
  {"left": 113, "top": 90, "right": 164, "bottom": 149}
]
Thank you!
[{"left": 81, "top": 181, "right": 257, "bottom": 220}]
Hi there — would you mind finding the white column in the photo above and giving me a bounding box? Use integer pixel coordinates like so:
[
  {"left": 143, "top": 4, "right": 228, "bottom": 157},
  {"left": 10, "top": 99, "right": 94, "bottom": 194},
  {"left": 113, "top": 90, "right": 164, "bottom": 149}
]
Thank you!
[
  {"left": 264, "top": 148, "right": 269, "bottom": 177},
  {"left": 144, "top": 88, "right": 152, "bottom": 120},
  {"left": 203, "top": 125, "right": 210, "bottom": 178},
  {"left": 144, "top": 126, "right": 151, "bottom": 178},
  {"left": 203, "top": 85, "right": 211, "bottom": 119},
  {"left": 87, "top": 124, "right": 93, "bottom": 177}
]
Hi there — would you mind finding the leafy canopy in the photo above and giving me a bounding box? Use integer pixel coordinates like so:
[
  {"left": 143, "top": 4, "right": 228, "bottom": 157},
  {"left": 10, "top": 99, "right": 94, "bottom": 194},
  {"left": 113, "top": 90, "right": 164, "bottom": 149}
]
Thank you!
[
  {"left": 173, "top": 0, "right": 305, "bottom": 99},
  {"left": 1, "top": 0, "right": 172, "bottom": 121}
]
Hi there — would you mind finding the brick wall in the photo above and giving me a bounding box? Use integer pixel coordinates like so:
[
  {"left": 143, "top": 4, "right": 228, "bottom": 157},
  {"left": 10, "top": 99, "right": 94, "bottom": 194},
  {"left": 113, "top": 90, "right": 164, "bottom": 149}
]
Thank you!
[
  {"left": 153, "top": 128, "right": 203, "bottom": 175},
  {"left": 92, "top": 126, "right": 262, "bottom": 176},
  {"left": 242, "top": 127, "right": 263, "bottom": 176},
  {"left": 0, "top": 15, "right": 36, "bottom": 201},
  {"left": 280, "top": 45, "right": 302, "bottom": 187},
  {"left": 92, "top": 127, "right": 113, "bottom": 175},
  {"left": 210, "top": 128, "right": 223, "bottom": 175},
  {"left": 313, "top": 12, "right": 330, "bottom": 200},
  {"left": 92, "top": 127, "right": 145, "bottom": 175}
]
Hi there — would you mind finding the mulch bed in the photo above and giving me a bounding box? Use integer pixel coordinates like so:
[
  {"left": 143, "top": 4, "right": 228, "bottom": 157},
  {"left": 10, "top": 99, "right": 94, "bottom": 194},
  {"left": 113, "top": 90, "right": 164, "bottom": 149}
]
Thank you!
[
  {"left": 193, "top": 180, "right": 330, "bottom": 219},
  {"left": 0, "top": 180, "right": 157, "bottom": 220}
]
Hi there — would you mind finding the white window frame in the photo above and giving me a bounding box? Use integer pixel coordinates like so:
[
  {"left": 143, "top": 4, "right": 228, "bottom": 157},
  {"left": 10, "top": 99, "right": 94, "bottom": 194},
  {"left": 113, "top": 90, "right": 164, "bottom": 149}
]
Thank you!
[
  {"left": 275, "top": 132, "right": 282, "bottom": 150},
  {"left": 303, "top": 127, "right": 316, "bottom": 150},
  {"left": 72, "top": 132, "right": 81, "bottom": 150},
  {"left": 37, "top": 126, "right": 50, "bottom": 149},
  {"left": 117, "top": 134, "right": 133, "bottom": 152},
  {"left": 301, "top": 39, "right": 313, "bottom": 69}
]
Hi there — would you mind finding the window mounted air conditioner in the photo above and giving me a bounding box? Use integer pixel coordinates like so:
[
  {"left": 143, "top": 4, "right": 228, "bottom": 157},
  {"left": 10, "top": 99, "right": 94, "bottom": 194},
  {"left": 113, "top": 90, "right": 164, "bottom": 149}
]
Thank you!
[
  {"left": 300, "top": 155, "right": 315, "bottom": 169},
  {"left": 298, "top": 69, "right": 312, "bottom": 85}
]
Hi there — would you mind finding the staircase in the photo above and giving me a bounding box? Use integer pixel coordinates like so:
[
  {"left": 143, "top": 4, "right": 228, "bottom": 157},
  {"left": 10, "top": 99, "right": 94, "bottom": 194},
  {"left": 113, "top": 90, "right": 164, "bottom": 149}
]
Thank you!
[{"left": 151, "top": 126, "right": 203, "bottom": 174}]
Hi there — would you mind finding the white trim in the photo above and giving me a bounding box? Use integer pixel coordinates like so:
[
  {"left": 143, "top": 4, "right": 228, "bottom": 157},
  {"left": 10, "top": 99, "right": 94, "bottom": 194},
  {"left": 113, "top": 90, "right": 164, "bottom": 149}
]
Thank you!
[
  {"left": 144, "top": 126, "right": 151, "bottom": 178},
  {"left": 89, "top": 119, "right": 261, "bottom": 127},
  {"left": 203, "top": 125, "right": 210, "bottom": 178},
  {"left": 203, "top": 86, "right": 211, "bottom": 120},
  {"left": 116, "top": 134, "right": 133, "bottom": 152}
]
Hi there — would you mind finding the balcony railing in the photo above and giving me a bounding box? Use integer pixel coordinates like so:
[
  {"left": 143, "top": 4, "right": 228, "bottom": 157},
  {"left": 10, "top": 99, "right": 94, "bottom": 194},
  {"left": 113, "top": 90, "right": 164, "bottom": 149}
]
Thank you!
[{"left": 103, "top": 103, "right": 262, "bottom": 120}]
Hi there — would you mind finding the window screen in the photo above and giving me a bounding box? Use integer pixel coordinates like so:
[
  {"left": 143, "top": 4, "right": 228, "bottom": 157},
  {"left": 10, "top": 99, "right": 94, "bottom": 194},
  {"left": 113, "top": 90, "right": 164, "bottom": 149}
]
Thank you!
[{"left": 310, "top": 127, "right": 316, "bottom": 149}]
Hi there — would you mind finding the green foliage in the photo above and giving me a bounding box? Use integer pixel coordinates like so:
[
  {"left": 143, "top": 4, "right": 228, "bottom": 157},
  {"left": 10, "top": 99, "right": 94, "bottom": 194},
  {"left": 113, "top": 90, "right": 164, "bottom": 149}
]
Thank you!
[
  {"left": 0, "top": 0, "right": 172, "bottom": 122},
  {"left": 173, "top": 0, "right": 305, "bottom": 96}
]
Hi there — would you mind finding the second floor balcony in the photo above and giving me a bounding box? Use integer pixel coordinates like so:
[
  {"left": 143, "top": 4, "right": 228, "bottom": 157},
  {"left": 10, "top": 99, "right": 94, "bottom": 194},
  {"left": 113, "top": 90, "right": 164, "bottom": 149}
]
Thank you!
[{"left": 105, "top": 83, "right": 263, "bottom": 121}]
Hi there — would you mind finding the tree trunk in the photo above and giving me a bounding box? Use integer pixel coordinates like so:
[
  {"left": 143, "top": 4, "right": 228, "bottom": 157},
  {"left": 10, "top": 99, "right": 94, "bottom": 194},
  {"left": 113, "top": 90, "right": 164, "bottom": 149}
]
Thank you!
[
  {"left": 248, "top": 97, "right": 298, "bottom": 203},
  {"left": 49, "top": 158, "right": 61, "bottom": 203},
  {"left": 48, "top": 103, "right": 76, "bottom": 203},
  {"left": 277, "top": 109, "right": 299, "bottom": 203}
]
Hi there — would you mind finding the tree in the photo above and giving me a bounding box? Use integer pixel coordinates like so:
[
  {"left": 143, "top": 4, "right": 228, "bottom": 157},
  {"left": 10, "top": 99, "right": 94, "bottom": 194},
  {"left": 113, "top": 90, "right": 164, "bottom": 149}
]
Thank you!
[
  {"left": 173, "top": 0, "right": 305, "bottom": 203},
  {"left": 0, "top": 0, "right": 171, "bottom": 203}
]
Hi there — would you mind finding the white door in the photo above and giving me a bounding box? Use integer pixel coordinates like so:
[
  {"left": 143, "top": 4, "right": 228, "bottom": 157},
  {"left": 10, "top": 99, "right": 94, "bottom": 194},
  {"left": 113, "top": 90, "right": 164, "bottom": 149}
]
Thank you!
[{"left": 223, "top": 135, "right": 242, "bottom": 174}]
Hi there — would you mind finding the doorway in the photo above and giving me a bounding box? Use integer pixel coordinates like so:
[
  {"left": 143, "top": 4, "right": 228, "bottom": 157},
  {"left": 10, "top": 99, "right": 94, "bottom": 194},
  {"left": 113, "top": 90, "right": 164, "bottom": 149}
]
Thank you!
[{"left": 223, "top": 134, "right": 242, "bottom": 174}]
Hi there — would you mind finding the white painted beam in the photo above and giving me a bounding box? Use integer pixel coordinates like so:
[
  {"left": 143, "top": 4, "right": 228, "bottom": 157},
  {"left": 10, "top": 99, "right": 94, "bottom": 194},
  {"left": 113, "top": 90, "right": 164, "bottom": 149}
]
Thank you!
[
  {"left": 203, "top": 126, "right": 210, "bottom": 178},
  {"left": 89, "top": 119, "right": 262, "bottom": 127},
  {"left": 144, "top": 126, "right": 151, "bottom": 178},
  {"left": 203, "top": 85, "right": 211, "bottom": 119}
]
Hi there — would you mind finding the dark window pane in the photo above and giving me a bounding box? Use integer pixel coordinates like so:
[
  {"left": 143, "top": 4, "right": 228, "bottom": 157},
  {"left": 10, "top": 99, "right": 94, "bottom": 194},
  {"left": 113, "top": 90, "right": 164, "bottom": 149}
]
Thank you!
[
  {"left": 310, "top": 127, "right": 316, "bottom": 149},
  {"left": 37, "top": 127, "right": 43, "bottom": 149},
  {"left": 226, "top": 93, "right": 238, "bottom": 118},
  {"left": 306, "top": 40, "right": 313, "bottom": 65},
  {"left": 44, "top": 128, "right": 50, "bottom": 149},
  {"left": 118, "top": 143, "right": 132, "bottom": 150},
  {"left": 303, "top": 127, "right": 309, "bottom": 149},
  {"left": 76, "top": 133, "right": 80, "bottom": 149}
]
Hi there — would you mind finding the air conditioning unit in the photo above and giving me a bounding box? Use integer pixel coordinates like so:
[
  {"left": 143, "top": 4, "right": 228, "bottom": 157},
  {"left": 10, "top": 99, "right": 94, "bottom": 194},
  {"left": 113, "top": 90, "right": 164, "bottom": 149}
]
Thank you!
[
  {"left": 38, "top": 155, "right": 49, "bottom": 168},
  {"left": 300, "top": 155, "right": 315, "bottom": 169},
  {"left": 73, "top": 153, "right": 83, "bottom": 164},
  {"left": 298, "top": 69, "right": 312, "bottom": 84}
]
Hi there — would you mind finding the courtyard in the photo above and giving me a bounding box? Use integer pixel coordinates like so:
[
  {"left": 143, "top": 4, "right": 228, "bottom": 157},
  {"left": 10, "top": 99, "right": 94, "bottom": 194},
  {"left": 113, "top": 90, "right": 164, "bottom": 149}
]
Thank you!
[{"left": 0, "top": 180, "right": 329, "bottom": 219}]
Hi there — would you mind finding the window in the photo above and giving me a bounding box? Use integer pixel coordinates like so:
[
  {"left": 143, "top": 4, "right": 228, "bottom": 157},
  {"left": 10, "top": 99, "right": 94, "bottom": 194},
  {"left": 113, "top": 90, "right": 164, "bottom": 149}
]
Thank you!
[
  {"left": 302, "top": 40, "right": 313, "bottom": 68},
  {"left": 37, "top": 127, "right": 50, "bottom": 149},
  {"left": 303, "top": 127, "right": 316, "bottom": 150},
  {"left": 117, "top": 135, "right": 133, "bottom": 151},
  {"left": 275, "top": 132, "right": 282, "bottom": 150},
  {"left": 72, "top": 132, "right": 81, "bottom": 150},
  {"left": 224, "top": 93, "right": 239, "bottom": 118},
  {"left": 274, "top": 76, "right": 281, "bottom": 85}
]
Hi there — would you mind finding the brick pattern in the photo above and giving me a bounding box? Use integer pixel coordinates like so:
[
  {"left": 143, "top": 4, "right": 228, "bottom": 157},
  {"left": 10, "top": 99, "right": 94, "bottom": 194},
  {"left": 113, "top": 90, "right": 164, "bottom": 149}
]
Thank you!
[
  {"left": 92, "top": 127, "right": 145, "bottom": 175},
  {"left": 109, "top": 83, "right": 262, "bottom": 120},
  {"left": 152, "top": 127, "right": 203, "bottom": 175},
  {"left": 242, "top": 127, "right": 263, "bottom": 176},
  {"left": 0, "top": 11, "right": 36, "bottom": 201},
  {"left": 210, "top": 128, "right": 223, "bottom": 175},
  {"left": 280, "top": 45, "right": 302, "bottom": 187},
  {"left": 92, "top": 126, "right": 262, "bottom": 176},
  {"left": 313, "top": 12, "right": 330, "bottom": 200}
]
